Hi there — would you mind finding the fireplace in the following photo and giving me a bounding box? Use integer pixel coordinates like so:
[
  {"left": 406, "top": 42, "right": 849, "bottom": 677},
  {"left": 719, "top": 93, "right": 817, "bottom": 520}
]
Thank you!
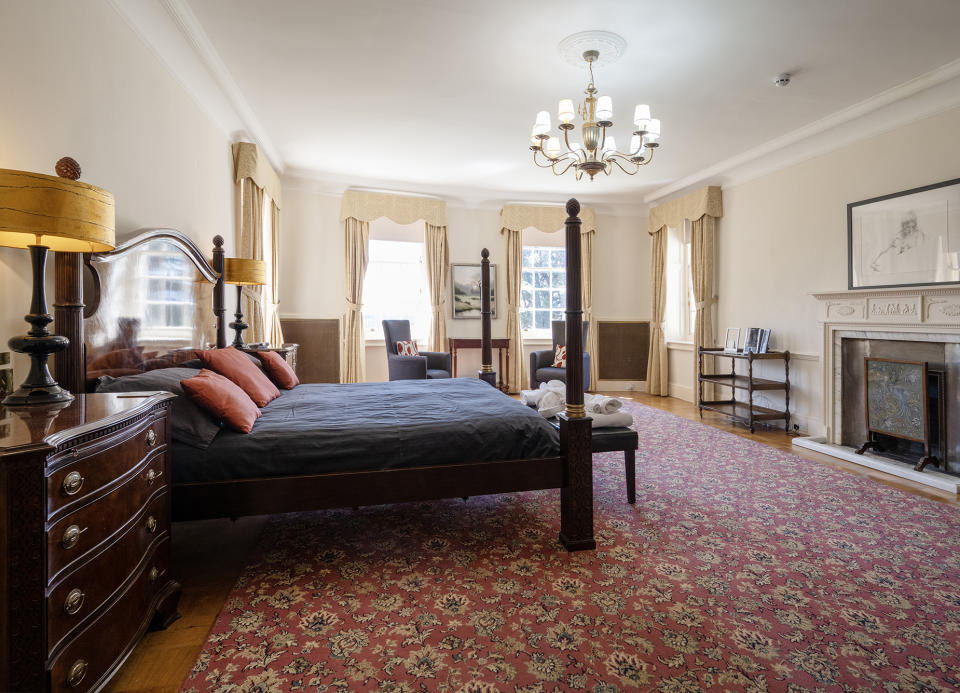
[{"left": 795, "top": 286, "right": 960, "bottom": 492}]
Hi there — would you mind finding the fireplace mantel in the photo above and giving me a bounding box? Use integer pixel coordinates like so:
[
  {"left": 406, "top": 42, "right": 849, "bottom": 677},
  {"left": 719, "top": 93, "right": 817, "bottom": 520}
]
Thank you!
[
  {"left": 810, "top": 285, "right": 960, "bottom": 326},
  {"left": 793, "top": 285, "right": 960, "bottom": 493}
]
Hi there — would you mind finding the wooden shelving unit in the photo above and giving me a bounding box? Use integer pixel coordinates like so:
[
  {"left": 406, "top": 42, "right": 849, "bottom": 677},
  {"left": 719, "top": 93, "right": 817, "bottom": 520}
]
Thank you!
[{"left": 698, "top": 347, "right": 791, "bottom": 433}]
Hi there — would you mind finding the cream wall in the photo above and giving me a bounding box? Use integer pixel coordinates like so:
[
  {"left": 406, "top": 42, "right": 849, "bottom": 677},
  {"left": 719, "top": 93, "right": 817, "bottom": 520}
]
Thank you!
[
  {"left": 0, "top": 0, "right": 234, "bottom": 384},
  {"left": 278, "top": 184, "right": 649, "bottom": 387},
  {"left": 698, "top": 105, "right": 960, "bottom": 433}
]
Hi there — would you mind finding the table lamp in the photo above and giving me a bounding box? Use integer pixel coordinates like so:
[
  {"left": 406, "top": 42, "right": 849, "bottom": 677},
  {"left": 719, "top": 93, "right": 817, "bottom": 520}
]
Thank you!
[
  {"left": 0, "top": 160, "right": 115, "bottom": 405},
  {"left": 224, "top": 257, "right": 266, "bottom": 348}
]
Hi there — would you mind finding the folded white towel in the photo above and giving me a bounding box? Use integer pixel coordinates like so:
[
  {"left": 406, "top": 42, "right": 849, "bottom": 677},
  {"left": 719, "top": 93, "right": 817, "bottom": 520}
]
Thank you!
[
  {"left": 520, "top": 389, "right": 543, "bottom": 407},
  {"left": 538, "top": 389, "right": 565, "bottom": 418},
  {"left": 585, "top": 393, "right": 623, "bottom": 414},
  {"left": 588, "top": 411, "right": 634, "bottom": 428}
]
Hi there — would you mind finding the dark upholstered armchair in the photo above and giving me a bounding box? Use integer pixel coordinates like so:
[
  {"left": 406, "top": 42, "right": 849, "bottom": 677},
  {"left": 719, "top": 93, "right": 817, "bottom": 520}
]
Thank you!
[
  {"left": 382, "top": 320, "right": 452, "bottom": 381},
  {"left": 529, "top": 320, "right": 590, "bottom": 391}
]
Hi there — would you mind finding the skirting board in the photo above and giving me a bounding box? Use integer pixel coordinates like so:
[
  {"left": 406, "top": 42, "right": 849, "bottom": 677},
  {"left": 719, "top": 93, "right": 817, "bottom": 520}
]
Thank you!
[{"left": 793, "top": 436, "right": 959, "bottom": 494}]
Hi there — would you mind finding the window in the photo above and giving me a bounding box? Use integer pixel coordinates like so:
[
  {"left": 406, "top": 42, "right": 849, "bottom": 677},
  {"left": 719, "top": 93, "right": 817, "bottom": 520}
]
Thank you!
[
  {"left": 520, "top": 245, "right": 566, "bottom": 338},
  {"left": 665, "top": 222, "right": 695, "bottom": 342},
  {"left": 362, "top": 239, "right": 431, "bottom": 341}
]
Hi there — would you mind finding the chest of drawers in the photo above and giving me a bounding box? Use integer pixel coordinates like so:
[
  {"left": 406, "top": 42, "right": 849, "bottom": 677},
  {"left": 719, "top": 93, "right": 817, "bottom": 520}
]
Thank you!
[{"left": 0, "top": 392, "right": 181, "bottom": 692}]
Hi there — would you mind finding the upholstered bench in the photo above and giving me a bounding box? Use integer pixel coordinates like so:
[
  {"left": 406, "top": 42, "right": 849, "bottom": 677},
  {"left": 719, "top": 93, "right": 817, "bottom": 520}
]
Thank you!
[{"left": 548, "top": 419, "right": 640, "bottom": 504}]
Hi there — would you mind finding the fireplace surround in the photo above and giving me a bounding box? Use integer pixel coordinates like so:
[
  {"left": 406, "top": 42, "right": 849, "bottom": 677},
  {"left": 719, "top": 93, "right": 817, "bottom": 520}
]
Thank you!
[{"left": 795, "top": 285, "right": 960, "bottom": 492}]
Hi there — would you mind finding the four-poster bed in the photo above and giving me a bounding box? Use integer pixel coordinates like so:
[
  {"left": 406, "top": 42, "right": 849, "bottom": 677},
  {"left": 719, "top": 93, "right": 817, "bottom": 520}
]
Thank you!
[{"left": 54, "top": 199, "right": 595, "bottom": 551}]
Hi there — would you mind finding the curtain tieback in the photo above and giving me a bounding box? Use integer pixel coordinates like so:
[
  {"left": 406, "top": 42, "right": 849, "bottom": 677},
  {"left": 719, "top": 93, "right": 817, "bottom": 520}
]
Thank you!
[
  {"left": 346, "top": 300, "right": 362, "bottom": 312},
  {"left": 695, "top": 297, "right": 717, "bottom": 311}
]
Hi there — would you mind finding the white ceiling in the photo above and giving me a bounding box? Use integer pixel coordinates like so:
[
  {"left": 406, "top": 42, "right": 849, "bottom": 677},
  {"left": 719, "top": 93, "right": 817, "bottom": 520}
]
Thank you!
[{"left": 173, "top": 0, "right": 960, "bottom": 206}]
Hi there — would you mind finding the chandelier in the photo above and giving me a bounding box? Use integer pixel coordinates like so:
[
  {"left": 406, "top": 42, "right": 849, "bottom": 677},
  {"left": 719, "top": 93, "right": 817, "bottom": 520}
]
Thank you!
[{"left": 530, "top": 49, "right": 661, "bottom": 180}]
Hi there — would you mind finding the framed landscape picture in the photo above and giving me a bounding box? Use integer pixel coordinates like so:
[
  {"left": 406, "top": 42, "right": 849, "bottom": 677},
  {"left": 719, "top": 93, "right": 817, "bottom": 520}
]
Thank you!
[
  {"left": 451, "top": 263, "right": 496, "bottom": 319},
  {"left": 848, "top": 177, "right": 960, "bottom": 289}
]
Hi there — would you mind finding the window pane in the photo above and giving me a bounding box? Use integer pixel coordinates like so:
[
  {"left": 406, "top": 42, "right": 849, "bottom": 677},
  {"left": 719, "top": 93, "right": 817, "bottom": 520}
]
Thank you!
[
  {"left": 534, "top": 271, "right": 550, "bottom": 288},
  {"left": 535, "top": 290, "right": 549, "bottom": 309},
  {"left": 519, "top": 311, "right": 532, "bottom": 330},
  {"left": 551, "top": 291, "right": 564, "bottom": 308},
  {"left": 533, "top": 249, "right": 549, "bottom": 268},
  {"left": 550, "top": 249, "right": 565, "bottom": 268},
  {"left": 552, "top": 310, "right": 564, "bottom": 322},
  {"left": 534, "top": 310, "right": 550, "bottom": 330},
  {"left": 552, "top": 271, "right": 566, "bottom": 288},
  {"left": 521, "top": 271, "right": 533, "bottom": 288},
  {"left": 521, "top": 289, "right": 532, "bottom": 309},
  {"left": 522, "top": 248, "right": 533, "bottom": 267}
]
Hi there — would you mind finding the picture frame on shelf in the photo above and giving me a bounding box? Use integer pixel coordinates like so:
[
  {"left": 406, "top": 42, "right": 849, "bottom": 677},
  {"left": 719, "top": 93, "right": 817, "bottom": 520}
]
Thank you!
[
  {"left": 723, "top": 327, "right": 740, "bottom": 354},
  {"left": 758, "top": 329, "right": 771, "bottom": 354},
  {"left": 848, "top": 176, "right": 960, "bottom": 290},
  {"left": 451, "top": 263, "right": 497, "bottom": 319},
  {"left": 743, "top": 328, "right": 762, "bottom": 354}
]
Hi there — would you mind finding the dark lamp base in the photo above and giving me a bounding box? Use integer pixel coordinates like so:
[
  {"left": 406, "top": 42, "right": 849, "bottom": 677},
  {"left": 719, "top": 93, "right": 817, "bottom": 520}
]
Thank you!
[{"left": 3, "top": 383, "right": 74, "bottom": 406}]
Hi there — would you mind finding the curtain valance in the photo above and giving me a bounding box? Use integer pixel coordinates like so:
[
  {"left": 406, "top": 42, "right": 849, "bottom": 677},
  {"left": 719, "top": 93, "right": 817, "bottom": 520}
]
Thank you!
[
  {"left": 339, "top": 190, "right": 447, "bottom": 226},
  {"left": 648, "top": 186, "right": 722, "bottom": 234},
  {"left": 500, "top": 204, "right": 597, "bottom": 235},
  {"left": 232, "top": 142, "right": 282, "bottom": 207}
]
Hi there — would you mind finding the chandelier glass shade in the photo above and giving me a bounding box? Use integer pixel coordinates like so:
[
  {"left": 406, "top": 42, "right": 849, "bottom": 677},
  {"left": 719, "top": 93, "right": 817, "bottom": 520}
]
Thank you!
[{"left": 530, "top": 49, "right": 661, "bottom": 180}]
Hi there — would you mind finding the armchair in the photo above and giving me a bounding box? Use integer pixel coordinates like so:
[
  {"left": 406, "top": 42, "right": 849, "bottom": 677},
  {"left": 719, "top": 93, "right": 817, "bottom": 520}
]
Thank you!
[
  {"left": 529, "top": 320, "right": 590, "bottom": 391},
  {"left": 382, "top": 320, "right": 452, "bottom": 381}
]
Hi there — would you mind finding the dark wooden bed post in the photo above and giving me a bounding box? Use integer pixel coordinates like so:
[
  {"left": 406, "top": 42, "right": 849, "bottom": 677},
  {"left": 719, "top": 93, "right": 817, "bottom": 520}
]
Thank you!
[
  {"left": 53, "top": 252, "right": 85, "bottom": 393},
  {"left": 558, "top": 198, "right": 595, "bottom": 551},
  {"left": 478, "top": 247, "right": 497, "bottom": 387},
  {"left": 212, "top": 235, "right": 226, "bottom": 348}
]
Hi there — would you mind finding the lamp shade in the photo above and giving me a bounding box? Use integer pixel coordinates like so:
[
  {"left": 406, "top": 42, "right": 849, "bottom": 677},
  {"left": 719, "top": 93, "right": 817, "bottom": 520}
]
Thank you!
[
  {"left": 224, "top": 257, "right": 266, "bottom": 286},
  {"left": 0, "top": 169, "right": 115, "bottom": 251}
]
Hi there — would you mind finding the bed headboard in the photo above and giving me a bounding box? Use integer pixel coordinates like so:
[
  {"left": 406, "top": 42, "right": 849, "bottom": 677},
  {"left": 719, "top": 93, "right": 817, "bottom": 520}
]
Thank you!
[{"left": 53, "top": 229, "right": 225, "bottom": 390}]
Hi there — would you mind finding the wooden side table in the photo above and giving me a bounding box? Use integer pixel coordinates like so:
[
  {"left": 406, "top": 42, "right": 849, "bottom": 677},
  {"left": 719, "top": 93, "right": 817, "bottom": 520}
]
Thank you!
[{"left": 448, "top": 338, "right": 510, "bottom": 392}]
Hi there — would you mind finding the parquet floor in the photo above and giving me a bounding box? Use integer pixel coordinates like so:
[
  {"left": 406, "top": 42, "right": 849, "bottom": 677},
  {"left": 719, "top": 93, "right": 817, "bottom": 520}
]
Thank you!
[{"left": 104, "top": 391, "right": 959, "bottom": 693}]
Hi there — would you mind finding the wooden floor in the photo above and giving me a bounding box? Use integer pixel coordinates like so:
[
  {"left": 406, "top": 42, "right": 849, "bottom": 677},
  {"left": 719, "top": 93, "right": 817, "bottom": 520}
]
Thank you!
[{"left": 104, "top": 391, "right": 959, "bottom": 693}]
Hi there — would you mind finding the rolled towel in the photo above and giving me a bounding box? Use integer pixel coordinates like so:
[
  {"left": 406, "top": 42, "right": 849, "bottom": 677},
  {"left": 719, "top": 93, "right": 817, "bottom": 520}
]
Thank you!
[
  {"left": 588, "top": 411, "right": 634, "bottom": 428},
  {"left": 585, "top": 393, "right": 623, "bottom": 414},
  {"left": 520, "top": 389, "right": 543, "bottom": 407}
]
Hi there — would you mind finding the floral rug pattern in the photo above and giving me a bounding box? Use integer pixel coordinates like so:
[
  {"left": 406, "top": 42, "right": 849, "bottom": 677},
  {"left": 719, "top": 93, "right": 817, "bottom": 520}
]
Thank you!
[{"left": 183, "top": 402, "right": 960, "bottom": 692}]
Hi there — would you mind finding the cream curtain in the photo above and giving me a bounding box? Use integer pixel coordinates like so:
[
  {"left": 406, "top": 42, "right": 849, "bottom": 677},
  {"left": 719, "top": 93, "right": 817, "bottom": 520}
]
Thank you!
[
  {"left": 233, "top": 142, "right": 283, "bottom": 347},
  {"left": 499, "top": 203, "right": 598, "bottom": 391},
  {"left": 424, "top": 222, "right": 449, "bottom": 352},
  {"left": 341, "top": 217, "right": 370, "bottom": 383},
  {"left": 269, "top": 200, "right": 283, "bottom": 346},
  {"left": 646, "top": 227, "right": 668, "bottom": 395},
  {"left": 238, "top": 179, "right": 265, "bottom": 345},
  {"left": 691, "top": 215, "right": 716, "bottom": 399},
  {"left": 501, "top": 227, "right": 524, "bottom": 393}
]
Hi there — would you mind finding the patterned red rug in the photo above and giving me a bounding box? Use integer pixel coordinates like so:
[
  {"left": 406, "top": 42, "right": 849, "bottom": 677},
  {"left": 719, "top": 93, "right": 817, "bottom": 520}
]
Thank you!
[{"left": 182, "top": 402, "right": 960, "bottom": 692}]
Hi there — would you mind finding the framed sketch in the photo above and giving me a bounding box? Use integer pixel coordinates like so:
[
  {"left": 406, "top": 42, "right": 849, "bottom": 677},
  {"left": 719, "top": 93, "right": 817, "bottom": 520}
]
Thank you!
[
  {"left": 758, "top": 329, "right": 771, "bottom": 354},
  {"left": 723, "top": 328, "right": 740, "bottom": 353},
  {"left": 848, "top": 177, "right": 960, "bottom": 289},
  {"left": 743, "top": 328, "right": 761, "bottom": 354},
  {"left": 451, "top": 263, "right": 497, "bottom": 319}
]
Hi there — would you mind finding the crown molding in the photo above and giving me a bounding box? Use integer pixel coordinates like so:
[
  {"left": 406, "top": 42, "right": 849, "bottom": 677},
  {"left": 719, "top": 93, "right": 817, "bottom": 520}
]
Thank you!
[
  {"left": 645, "top": 58, "right": 960, "bottom": 204},
  {"left": 107, "top": 0, "right": 283, "bottom": 173}
]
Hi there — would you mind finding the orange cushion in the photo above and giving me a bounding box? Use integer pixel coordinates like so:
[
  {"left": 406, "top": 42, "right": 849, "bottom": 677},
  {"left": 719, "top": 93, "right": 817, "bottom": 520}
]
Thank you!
[
  {"left": 181, "top": 369, "right": 261, "bottom": 433},
  {"left": 258, "top": 351, "right": 299, "bottom": 389},
  {"left": 197, "top": 347, "right": 281, "bottom": 407}
]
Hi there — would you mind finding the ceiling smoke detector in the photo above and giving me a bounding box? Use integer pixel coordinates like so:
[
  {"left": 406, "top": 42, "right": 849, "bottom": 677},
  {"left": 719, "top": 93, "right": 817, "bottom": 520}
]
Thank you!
[{"left": 774, "top": 73, "right": 791, "bottom": 87}]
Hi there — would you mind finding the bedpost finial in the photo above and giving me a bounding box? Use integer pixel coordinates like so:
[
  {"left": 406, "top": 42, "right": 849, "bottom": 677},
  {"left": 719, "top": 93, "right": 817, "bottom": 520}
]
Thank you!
[
  {"left": 481, "top": 247, "right": 489, "bottom": 259},
  {"left": 213, "top": 235, "right": 224, "bottom": 248},
  {"left": 566, "top": 198, "right": 580, "bottom": 217}
]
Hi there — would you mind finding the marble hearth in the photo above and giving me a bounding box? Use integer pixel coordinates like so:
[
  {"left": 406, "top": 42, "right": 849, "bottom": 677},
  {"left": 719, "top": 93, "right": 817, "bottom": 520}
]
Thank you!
[{"left": 794, "top": 285, "right": 960, "bottom": 493}]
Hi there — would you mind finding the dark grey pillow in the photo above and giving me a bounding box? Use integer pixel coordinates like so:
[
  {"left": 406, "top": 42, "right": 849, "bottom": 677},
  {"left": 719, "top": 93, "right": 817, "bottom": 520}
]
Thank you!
[{"left": 96, "top": 367, "right": 221, "bottom": 449}]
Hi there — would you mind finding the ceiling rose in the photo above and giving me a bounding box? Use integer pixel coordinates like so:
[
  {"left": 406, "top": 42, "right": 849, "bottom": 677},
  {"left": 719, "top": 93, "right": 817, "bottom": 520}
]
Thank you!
[{"left": 557, "top": 31, "right": 627, "bottom": 68}]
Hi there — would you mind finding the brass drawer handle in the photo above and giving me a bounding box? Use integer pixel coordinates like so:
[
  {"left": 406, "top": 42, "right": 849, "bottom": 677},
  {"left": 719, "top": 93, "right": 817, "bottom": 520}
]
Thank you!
[
  {"left": 146, "top": 468, "right": 164, "bottom": 486},
  {"left": 64, "top": 588, "right": 85, "bottom": 615},
  {"left": 146, "top": 515, "right": 157, "bottom": 533},
  {"left": 146, "top": 429, "right": 158, "bottom": 447},
  {"left": 66, "top": 658, "right": 87, "bottom": 688},
  {"left": 62, "top": 471, "right": 84, "bottom": 496},
  {"left": 61, "top": 524, "right": 88, "bottom": 550},
  {"left": 148, "top": 566, "right": 166, "bottom": 582}
]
